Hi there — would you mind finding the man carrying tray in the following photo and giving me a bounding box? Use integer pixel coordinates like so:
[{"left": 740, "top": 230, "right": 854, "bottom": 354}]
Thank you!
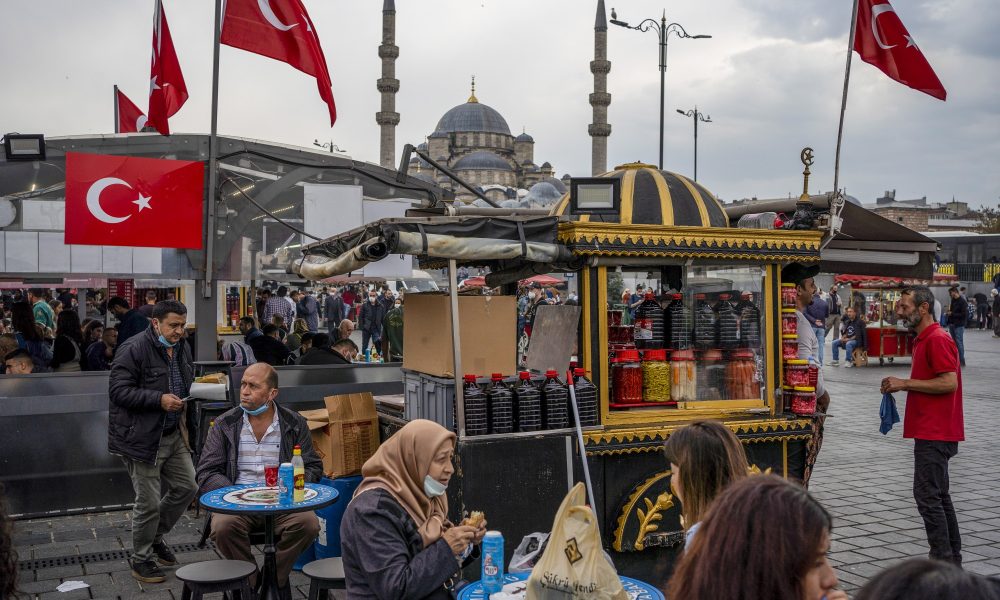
[{"left": 196, "top": 362, "right": 323, "bottom": 590}]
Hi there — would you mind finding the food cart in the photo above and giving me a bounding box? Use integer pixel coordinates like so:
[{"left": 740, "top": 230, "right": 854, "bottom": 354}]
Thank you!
[
  {"left": 289, "top": 159, "right": 935, "bottom": 586},
  {"left": 834, "top": 273, "right": 957, "bottom": 365}
]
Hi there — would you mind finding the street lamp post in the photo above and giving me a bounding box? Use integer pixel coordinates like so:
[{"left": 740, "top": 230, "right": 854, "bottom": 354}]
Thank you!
[
  {"left": 676, "top": 107, "right": 711, "bottom": 181},
  {"left": 610, "top": 11, "right": 710, "bottom": 170}
]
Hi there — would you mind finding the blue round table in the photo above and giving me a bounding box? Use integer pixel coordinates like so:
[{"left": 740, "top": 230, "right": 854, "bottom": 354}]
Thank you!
[
  {"left": 456, "top": 572, "right": 664, "bottom": 599},
  {"left": 200, "top": 483, "right": 338, "bottom": 600}
]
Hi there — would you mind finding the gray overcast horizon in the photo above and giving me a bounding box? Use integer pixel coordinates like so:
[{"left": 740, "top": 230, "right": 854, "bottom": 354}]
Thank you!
[{"left": 2, "top": 0, "right": 998, "bottom": 208}]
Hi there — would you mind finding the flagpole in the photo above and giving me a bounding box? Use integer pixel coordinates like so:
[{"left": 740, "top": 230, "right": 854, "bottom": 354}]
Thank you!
[
  {"left": 204, "top": 0, "right": 222, "bottom": 299},
  {"left": 832, "top": 0, "right": 860, "bottom": 196},
  {"left": 113, "top": 85, "right": 120, "bottom": 134}
]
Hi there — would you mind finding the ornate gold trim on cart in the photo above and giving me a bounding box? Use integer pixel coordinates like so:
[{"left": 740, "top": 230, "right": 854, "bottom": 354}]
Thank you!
[
  {"left": 557, "top": 222, "right": 822, "bottom": 261},
  {"left": 612, "top": 470, "right": 676, "bottom": 552},
  {"left": 585, "top": 418, "right": 814, "bottom": 456}
]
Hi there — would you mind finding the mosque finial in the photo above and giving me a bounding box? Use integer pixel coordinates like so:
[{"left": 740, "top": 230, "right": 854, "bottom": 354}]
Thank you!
[{"left": 468, "top": 75, "right": 478, "bottom": 103}]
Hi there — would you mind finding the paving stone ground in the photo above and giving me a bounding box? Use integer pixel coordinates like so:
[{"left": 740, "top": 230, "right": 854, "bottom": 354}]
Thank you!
[{"left": 10, "top": 330, "right": 1000, "bottom": 598}]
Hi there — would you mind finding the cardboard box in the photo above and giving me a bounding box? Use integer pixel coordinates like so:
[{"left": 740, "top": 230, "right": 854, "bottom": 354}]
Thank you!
[
  {"left": 402, "top": 294, "right": 516, "bottom": 378},
  {"left": 300, "top": 393, "right": 380, "bottom": 479}
]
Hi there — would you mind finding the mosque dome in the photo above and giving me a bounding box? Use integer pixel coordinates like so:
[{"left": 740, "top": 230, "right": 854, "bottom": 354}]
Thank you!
[
  {"left": 452, "top": 151, "right": 513, "bottom": 171},
  {"left": 434, "top": 95, "right": 512, "bottom": 136},
  {"left": 542, "top": 176, "right": 567, "bottom": 194},
  {"left": 551, "top": 162, "right": 729, "bottom": 227},
  {"left": 515, "top": 132, "right": 534, "bottom": 143}
]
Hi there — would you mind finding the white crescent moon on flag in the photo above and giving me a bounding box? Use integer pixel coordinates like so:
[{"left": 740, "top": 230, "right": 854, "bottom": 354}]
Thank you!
[
  {"left": 257, "top": 0, "right": 297, "bottom": 31},
  {"left": 136, "top": 115, "right": 148, "bottom": 131},
  {"left": 86, "top": 177, "right": 133, "bottom": 224},
  {"left": 871, "top": 4, "right": 897, "bottom": 50}
]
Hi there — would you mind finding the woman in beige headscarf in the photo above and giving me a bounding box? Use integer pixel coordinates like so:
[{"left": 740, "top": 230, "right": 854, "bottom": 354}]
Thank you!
[{"left": 341, "top": 419, "right": 487, "bottom": 599}]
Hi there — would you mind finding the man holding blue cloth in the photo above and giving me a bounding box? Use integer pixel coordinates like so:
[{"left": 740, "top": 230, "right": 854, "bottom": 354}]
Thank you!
[{"left": 881, "top": 285, "right": 964, "bottom": 565}]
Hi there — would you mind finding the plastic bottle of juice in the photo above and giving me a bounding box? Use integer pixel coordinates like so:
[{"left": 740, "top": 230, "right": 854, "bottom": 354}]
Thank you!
[
  {"left": 292, "top": 444, "right": 305, "bottom": 502},
  {"left": 486, "top": 374, "right": 513, "bottom": 434},
  {"left": 512, "top": 371, "right": 541, "bottom": 432}
]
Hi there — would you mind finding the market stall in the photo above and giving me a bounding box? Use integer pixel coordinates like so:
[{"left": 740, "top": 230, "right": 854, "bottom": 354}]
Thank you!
[
  {"left": 834, "top": 273, "right": 957, "bottom": 365},
  {"left": 288, "top": 159, "right": 935, "bottom": 586}
]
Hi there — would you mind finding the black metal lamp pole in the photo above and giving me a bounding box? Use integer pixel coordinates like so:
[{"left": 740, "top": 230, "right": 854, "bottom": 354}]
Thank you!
[
  {"left": 676, "top": 107, "right": 711, "bottom": 181},
  {"left": 611, "top": 11, "right": 710, "bottom": 170}
]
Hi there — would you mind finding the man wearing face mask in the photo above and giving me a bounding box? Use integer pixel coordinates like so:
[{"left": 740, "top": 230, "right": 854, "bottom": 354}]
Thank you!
[
  {"left": 108, "top": 300, "right": 199, "bottom": 583},
  {"left": 197, "top": 363, "right": 322, "bottom": 590},
  {"left": 359, "top": 288, "right": 387, "bottom": 357}
]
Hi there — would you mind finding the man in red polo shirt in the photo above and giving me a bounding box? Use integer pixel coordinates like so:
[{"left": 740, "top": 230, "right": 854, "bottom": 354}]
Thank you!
[{"left": 881, "top": 285, "right": 964, "bottom": 565}]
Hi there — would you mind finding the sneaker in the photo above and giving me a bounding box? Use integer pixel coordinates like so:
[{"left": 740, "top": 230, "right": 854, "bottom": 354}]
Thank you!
[
  {"left": 130, "top": 559, "right": 167, "bottom": 583},
  {"left": 151, "top": 540, "right": 178, "bottom": 566},
  {"left": 845, "top": 363, "right": 854, "bottom": 368},
  {"left": 829, "top": 361, "right": 839, "bottom": 367}
]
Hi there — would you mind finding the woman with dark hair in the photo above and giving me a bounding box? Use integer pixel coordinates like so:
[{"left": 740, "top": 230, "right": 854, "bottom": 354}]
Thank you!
[
  {"left": 10, "top": 301, "right": 51, "bottom": 372},
  {"left": 854, "top": 558, "right": 1000, "bottom": 600},
  {"left": 82, "top": 319, "right": 104, "bottom": 353},
  {"left": 663, "top": 420, "right": 749, "bottom": 546},
  {"left": 0, "top": 483, "right": 19, "bottom": 600},
  {"left": 51, "top": 310, "right": 85, "bottom": 372},
  {"left": 668, "top": 475, "right": 846, "bottom": 600}
]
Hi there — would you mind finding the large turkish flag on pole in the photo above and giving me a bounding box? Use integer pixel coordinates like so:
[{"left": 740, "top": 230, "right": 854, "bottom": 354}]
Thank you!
[
  {"left": 854, "top": 0, "right": 946, "bottom": 100},
  {"left": 221, "top": 0, "right": 337, "bottom": 125},
  {"left": 64, "top": 153, "right": 204, "bottom": 249},
  {"left": 115, "top": 88, "right": 148, "bottom": 134},
  {"left": 148, "top": 0, "right": 189, "bottom": 135}
]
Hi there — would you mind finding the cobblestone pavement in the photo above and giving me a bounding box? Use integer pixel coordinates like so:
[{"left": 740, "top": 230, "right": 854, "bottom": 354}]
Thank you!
[{"left": 10, "top": 330, "right": 1000, "bottom": 598}]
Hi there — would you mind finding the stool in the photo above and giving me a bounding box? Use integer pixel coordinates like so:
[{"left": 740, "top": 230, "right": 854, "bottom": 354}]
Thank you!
[
  {"left": 303, "top": 557, "right": 346, "bottom": 599},
  {"left": 176, "top": 559, "right": 256, "bottom": 600}
]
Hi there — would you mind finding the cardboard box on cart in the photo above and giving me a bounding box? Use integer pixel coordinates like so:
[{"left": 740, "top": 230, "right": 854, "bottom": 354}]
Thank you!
[
  {"left": 300, "top": 393, "right": 380, "bottom": 478},
  {"left": 402, "top": 294, "right": 517, "bottom": 378}
]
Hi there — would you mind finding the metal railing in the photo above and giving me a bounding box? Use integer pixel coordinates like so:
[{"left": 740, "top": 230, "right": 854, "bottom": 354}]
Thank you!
[{"left": 936, "top": 263, "right": 1000, "bottom": 283}]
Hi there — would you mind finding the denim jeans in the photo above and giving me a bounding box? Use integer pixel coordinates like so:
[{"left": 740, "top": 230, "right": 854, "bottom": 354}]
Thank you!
[
  {"left": 811, "top": 326, "right": 826, "bottom": 364},
  {"left": 831, "top": 339, "right": 857, "bottom": 363},
  {"left": 913, "top": 439, "right": 962, "bottom": 564},
  {"left": 948, "top": 325, "right": 966, "bottom": 364},
  {"left": 120, "top": 430, "right": 198, "bottom": 563}
]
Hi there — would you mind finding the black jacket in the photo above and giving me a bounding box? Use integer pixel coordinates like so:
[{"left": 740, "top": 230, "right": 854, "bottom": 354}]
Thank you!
[
  {"left": 297, "top": 347, "right": 351, "bottom": 365},
  {"left": 324, "top": 295, "right": 345, "bottom": 324},
  {"left": 248, "top": 334, "right": 291, "bottom": 366},
  {"left": 195, "top": 403, "right": 324, "bottom": 494},
  {"left": 947, "top": 296, "right": 969, "bottom": 327},
  {"left": 341, "top": 488, "right": 477, "bottom": 600},
  {"left": 108, "top": 327, "right": 194, "bottom": 464},
  {"left": 116, "top": 308, "right": 151, "bottom": 346},
  {"left": 359, "top": 300, "right": 386, "bottom": 334}
]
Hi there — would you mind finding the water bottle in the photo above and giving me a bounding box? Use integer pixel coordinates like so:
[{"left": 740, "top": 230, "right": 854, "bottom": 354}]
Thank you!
[
  {"left": 737, "top": 212, "right": 778, "bottom": 229},
  {"left": 278, "top": 463, "right": 294, "bottom": 503},
  {"left": 481, "top": 530, "right": 505, "bottom": 594}
]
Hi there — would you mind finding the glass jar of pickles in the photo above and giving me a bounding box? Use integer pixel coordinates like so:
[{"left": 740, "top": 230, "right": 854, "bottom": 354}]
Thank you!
[
  {"left": 781, "top": 308, "right": 798, "bottom": 335},
  {"left": 784, "top": 359, "right": 809, "bottom": 387},
  {"left": 726, "top": 349, "right": 759, "bottom": 400},
  {"left": 641, "top": 349, "right": 670, "bottom": 402},
  {"left": 791, "top": 386, "right": 817, "bottom": 415},
  {"left": 670, "top": 349, "right": 697, "bottom": 402},
  {"left": 781, "top": 283, "right": 797, "bottom": 308},
  {"left": 613, "top": 349, "right": 643, "bottom": 404}
]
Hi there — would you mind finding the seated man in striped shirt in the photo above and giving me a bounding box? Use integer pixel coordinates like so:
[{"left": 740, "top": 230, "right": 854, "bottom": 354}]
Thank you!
[{"left": 196, "top": 363, "right": 323, "bottom": 589}]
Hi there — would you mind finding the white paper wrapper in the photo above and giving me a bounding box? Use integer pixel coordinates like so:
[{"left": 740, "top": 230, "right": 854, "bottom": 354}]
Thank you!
[{"left": 190, "top": 382, "right": 228, "bottom": 400}]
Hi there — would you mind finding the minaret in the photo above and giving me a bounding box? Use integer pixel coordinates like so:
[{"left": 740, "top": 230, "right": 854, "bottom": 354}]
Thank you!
[
  {"left": 588, "top": 0, "right": 611, "bottom": 175},
  {"left": 376, "top": 0, "right": 400, "bottom": 169}
]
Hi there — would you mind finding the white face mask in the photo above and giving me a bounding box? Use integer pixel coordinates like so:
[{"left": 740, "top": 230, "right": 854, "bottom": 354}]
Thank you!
[
  {"left": 369, "top": 296, "right": 377, "bottom": 303},
  {"left": 528, "top": 292, "right": 536, "bottom": 299},
  {"left": 423, "top": 475, "right": 447, "bottom": 497},
  {"left": 395, "top": 303, "right": 402, "bottom": 309}
]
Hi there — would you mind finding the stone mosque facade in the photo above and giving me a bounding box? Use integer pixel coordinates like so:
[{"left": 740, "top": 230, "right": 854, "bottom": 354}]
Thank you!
[{"left": 377, "top": 0, "right": 611, "bottom": 205}]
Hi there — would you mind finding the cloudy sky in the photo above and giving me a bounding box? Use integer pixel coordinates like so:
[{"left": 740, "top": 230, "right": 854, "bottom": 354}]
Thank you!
[{"left": 2, "top": 0, "right": 997, "bottom": 207}]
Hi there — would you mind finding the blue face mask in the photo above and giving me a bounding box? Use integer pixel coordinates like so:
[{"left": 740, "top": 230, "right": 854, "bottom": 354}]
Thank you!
[
  {"left": 158, "top": 334, "right": 177, "bottom": 348},
  {"left": 242, "top": 401, "right": 270, "bottom": 417},
  {"left": 423, "top": 475, "right": 447, "bottom": 497}
]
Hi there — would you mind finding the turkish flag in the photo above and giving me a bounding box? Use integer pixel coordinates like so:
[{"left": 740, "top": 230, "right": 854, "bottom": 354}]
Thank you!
[
  {"left": 64, "top": 152, "right": 204, "bottom": 249},
  {"left": 147, "top": 0, "right": 189, "bottom": 135},
  {"left": 115, "top": 88, "right": 148, "bottom": 134},
  {"left": 221, "top": 0, "right": 337, "bottom": 125},
  {"left": 854, "top": 0, "right": 946, "bottom": 100}
]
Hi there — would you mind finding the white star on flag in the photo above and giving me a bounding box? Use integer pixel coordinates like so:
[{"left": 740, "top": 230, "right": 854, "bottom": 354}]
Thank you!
[{"left": 133, "top": 194, "right": 153, "bottom": 211}]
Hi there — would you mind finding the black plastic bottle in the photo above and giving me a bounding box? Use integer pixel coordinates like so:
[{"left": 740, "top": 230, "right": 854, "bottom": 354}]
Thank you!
[
  {"left": 462, "top": 374, "right": 488, "bottom": 436},
  {"left": 693, "top": 293, "right": 717, "bottom": 350},
  {"left": 513, "top": 371, "right": 542, "bottom": 432},
  {"left": 572, "top": 368, "right": 599, "bottom": 427},
  {"left": 541, "top": 370, "right": 569, "bottom": 430},
  {"left": 716, "top": 293, "right": 740, "bottom": 349},
  {"left": 633, "top": 292, "right": 665, "bottom": 349},
  {"left": 486, "top": 373, "right": 513, "bottom": 434},
  {"left": 666, "top": 293, "right": 692, "bottom": 350}
]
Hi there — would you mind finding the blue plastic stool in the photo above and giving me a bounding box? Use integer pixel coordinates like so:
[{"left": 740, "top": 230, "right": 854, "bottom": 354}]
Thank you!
[{"left": 314, "top": 475, "right": 363, "bottom": 559}]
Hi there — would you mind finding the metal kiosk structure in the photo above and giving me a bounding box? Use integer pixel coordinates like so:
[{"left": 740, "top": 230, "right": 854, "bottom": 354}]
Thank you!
[{"left": 289, "top": 160, "right": 936, "bottom": 586}]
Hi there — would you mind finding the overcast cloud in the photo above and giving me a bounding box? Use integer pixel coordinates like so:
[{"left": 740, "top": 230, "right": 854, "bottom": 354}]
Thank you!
[{"left": 1, "top": 0, "right": 997, "bottom": 207}]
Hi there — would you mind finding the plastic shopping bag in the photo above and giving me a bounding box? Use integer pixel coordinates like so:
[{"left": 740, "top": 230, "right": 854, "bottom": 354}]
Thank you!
[
  {"left": 510, "top": 533, "right": 550, "bottom": 573},
  {"left": 526, "top": 483, "right": 628, "bottom": 600}
]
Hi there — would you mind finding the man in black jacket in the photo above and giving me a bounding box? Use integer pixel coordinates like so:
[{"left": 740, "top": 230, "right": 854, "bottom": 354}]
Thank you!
[
  {"left": 298, "top": 336, "right": 359, "bottom": 365},
  {"left": 109, "top": 296, "right": 152, "bottom": 347},
  {"left": 358, "top": 289, "right": 386, "bottom": 356},
  {"left": 108, "top": 300, "right": 198, "bottom": 583},
  {"left": 323, "top": 288, "right": 345, "bottom": 332},
  {"left": 946, "top": 286, "right": 967, "bottom": 367},
  {"left": 196, "top": 363, "right": 322, "bottom": 589},
  {"left": 247, "top": 324, "right": 291, "bottom": 366}
]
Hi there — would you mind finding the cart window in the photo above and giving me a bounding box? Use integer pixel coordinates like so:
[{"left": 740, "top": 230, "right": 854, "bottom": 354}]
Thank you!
[{"left": 606, "top": 265, "right": 767, "bottom": 410}]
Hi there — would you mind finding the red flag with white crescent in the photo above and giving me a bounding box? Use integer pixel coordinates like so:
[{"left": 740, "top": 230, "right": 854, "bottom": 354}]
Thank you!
[
  {"left": 854, "top": 0, "right": 946, "bottom": 100},
  {"left": 147, "top": 0, "right": 189, "bottom": 135},
  {"left": 221, "top": 0, "right": 337, "bottom": 125},
  {"left": 115, "top": 88, "right": 148, "bottom": 134}
]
